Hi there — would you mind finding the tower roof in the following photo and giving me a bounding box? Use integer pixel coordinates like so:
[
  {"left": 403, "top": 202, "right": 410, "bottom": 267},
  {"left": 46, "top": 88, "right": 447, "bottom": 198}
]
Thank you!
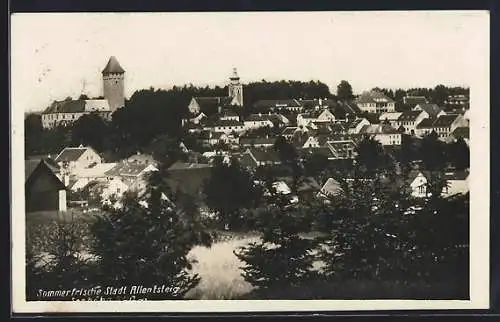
[
  {"left": 102, "top": 56, "right": 125, "bottom": 74},
  {"left": 230, "top": 67, "right": 239, "bottom": 80}
]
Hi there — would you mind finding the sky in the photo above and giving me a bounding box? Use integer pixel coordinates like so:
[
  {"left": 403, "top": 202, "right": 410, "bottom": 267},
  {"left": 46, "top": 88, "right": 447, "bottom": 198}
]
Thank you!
[{"left": 11, "top": 11, "right": 489, "bottom": 113}]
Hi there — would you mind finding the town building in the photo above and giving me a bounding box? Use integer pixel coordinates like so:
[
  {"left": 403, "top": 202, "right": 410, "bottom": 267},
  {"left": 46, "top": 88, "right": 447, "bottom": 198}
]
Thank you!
[
  {"left": 253, "top": 99, "right": 303, "bottom": 112},
  {"left": 187, "top": 68, "right": 244, "bottom": 115},
  {"left": 395, "top": 110, "right": 429, "bottom": 135},
  {"left": 431, "top": 114, "right": 469, "bottom": 140},
  {"left": 54, "top": 146, "right": 102, "bottom": 176},
  {"left": 41, "top": 56, "right": 126, "bottom": 129},
  {"left": 413, "top": 103, "right": 446, "bottom": 119},
  {"left": 25, "top": 159, "right": 67, "bottom": 212},
  {"left": 356, "top": 90, "right": 396, "bottom": 113},
  {"left": 403, "top": 96, "right": 428, "bottom": 108},
  {"left": 359, "top": 124, "right": 402, "bottom": 146}
]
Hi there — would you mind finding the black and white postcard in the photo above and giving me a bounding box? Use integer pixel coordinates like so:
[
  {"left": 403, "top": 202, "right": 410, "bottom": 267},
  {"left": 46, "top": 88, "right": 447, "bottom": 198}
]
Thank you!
[{"left": 10, "top": 11, "right": 490, "bottom": 313}]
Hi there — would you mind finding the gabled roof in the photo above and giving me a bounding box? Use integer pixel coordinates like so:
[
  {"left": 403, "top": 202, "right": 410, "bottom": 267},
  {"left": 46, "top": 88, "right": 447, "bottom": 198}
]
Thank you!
[
  {"left": 404, "top": 96, "right": 428, "bottom": 105},
  {"left": 77, "top": 163, "right": 117, "bottom": 178},
  {"left": 25, "top": 158, "right": 60, "bottom": 181},
  {"left": 414, "top": 103, "right": 444, "bottom": 119},
  {"left": 320, "top": 178, "right": 343, "bottom": 196},
  {"left": 433, "top": 114, "right": 460, "bottom": 127},
  {"left": 105, "top": 161, "right": 158, "bottom": 177},
  {"left": 168, "top": 161, "right": 212, "bottom": 171},
  {"left": 282, "top": 127, "right": 299, "bottom": 136},
  {"left": 194, "top": 96, "right": 234, "bottom": 111},
  {"left": 444, "top": 170, "right": 469, "bottom": 181},
  {"left": 347, "top": 118, "right": 368, "bottom": 129},
  {"left": 25, "top": 159, "right": 65, "bottom": 190},
  {"left": 300, "top": 146, "right": 336, "bottom": 159},
  {"left": 240, "top": 137, "right": 277, "bottom": 146},
  {"left": 245, "top": 114, "right": 275, "bottom": 122},
  {"left": 356, "top": 90, "right": 395, "bottom": 104},
  {"left": 379, "top": 112, "right": 402, "bottom": 121},
  {"left": 397, "top": 110, "right": 423, "bottom": 122},
  {"left": 43, "top": 99, "right": 111, "bottom": 114},
  {"left": 451, "top": 126, "right": 469, "bottom": 139},
  {"left": 207, "top": 119, "right": 244, "bottom": 127},
  {"left": 253, "top": 99, "right": 302, "bottom": 109},
  {"left": 102, "top": 56, "right": 125, "bottom": 74},
  {"left": 416, "top": 118, "right": 435, "bottom": 129},
  {"left": 247, "top": 148, "right": 281, "bottom": 163},
  {"left": 327, "top": 140, "right": 356, "bottom": 156},
  {"left": 55, "top": 147, "right": 92, "bottom": 163},
  {"left": 360, "top": 124, "right": 399, "bottom": 135}
]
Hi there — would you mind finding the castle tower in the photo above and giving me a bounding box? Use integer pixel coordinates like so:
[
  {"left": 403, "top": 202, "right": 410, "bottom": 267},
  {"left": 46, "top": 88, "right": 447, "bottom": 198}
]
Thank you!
[
  {"left": 228, "top": 67, "right": 243, "bottom": 107},
  {"left": 102, "top": 56, "right": 125, "bottom": 111}
]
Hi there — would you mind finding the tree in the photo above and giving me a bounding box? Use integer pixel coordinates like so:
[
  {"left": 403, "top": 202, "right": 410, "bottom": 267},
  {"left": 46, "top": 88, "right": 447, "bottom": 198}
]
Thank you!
[
  {"left": 203, "top": 157, "right": 262, "bottom": 229},
  {"left": 355, "top": 136, "right": 395, "bottom": 177},
  {"left": 447, "top": 137, "right": 469, "bottom": 170},
  {"left": 420, "top": 131, "right": 446, "bottom": 171},
  {"left": 71, "top": 112, "right": 110, "bottom": 152},
  {"left": 303, "top": 152, "right": 329, "bottom": 181},
  {"left": 336, "top": 80, "right": 354, "bottom": 101},
  {"left": 234, "top": 204, "right": 316, "bottom": 296},
  {"left": 90, "top": 168, "right": 210, "bottom": 299},
  {"left": 431, "top": 84, "right": 448, "bottom": 106},
  {"left": 396, "top": 134, "right": 418, "bottom": 172}
]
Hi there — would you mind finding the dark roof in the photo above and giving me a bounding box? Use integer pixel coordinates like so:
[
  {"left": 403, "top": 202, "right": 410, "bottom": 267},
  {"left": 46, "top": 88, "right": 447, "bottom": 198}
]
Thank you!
[
  {"left": 347, "top": 118, "right": 368, "bottom": 129},
  {"left": 248, "top": 148, "right": 281, "bottom": 163},
  {"left": 356, "top": 90, "right": 395, "bottom": 104},
  {"left": 25, "top": 159, "right": 65, "bottom": 190},
  {"left": 245, "top": 114, "right": 275, "bottom": 122},
  {"left": 194, "top": 97, "right": 234, "bottom": 111},
  {"left": 414, "top": 103, "right": 444, "bottom": 118},
  {"left": 416, "top": 118, "right": 435, "bottom": 129},
  {"left": 55, "top": 147, "right": 89, "bottom": 163},
  {"left": 208, "top": 119, "right": 244, "bottom": 127},
  {"left": 102, "top": 56, "right": 125, "bottom": 74},
  {"left": 360, "top": 124, "right": 399, "bottom": 135},
  {"left": 253, "top": 99, "right": 302, "bottom": 109},
  {"left": 299, "top": 146, "right": 335, "bottom": 159},
  {"left": 444, "top": 170, "right": 469, "bottom": 181},
  {"left": 451, "top": 126, "right": 469, "bottom": 139},
  {"left": 433, "top": 114, "right": 460, "bottom": 127},
  {"left": 240, "top": 137, "right": 277, "bottom": 146},
  {"left": 43, "top": 99, "right": 86, "bottom": 114},
  {"left": 165, "top": 163, "right": 212, "bottom": 199},
  {"left": 398, "top": 110, "right": 424, "bottom": 122}
]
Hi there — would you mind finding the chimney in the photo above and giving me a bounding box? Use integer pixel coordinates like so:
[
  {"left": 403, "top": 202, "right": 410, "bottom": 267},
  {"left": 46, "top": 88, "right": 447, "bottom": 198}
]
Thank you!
[
  {"left": 218, "top": 105, "right": 222, "bottom": 114},
  {"left": 259, "top": 112, "right": 262, "bottom": 117}
]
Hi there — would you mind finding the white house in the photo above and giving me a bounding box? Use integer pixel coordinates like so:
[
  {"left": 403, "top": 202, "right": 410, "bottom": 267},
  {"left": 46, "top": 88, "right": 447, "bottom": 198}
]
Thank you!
[
  {"left": 318, "top": 178, "right": 344, "bottom": 199},
  {"left": 378, "top": 112, "right": 402, "bottom": 128},
  {"left": 347, "top": 118, "right": 371, "bottom": 134},
  {"left": 359, "top": 124, "right": 402, "bottom": 146},
  {"left": 431, "top": 114, "right": 469, "bottom": 141},
  {"left": 69, "top": 162, "right": 117, "bottom": 191},
  {"left": 244, "top": 114, "right": 275, "bottom": 130},
  {"left": 205, "top": 119, "right": 246, "bottom": 134},
  {"left": 356, "top": 90, "right": 396, "bottom": 113},
  {"left": 442, "top": 170, "right": 469, "bottom": 197},
  {"left": 55, "top": 146, "right": 102, "bottom": 176},
  {"left": 41, "top": 99, "right": 113, "bottom": 129},
  {"left": 395, "top": 110, "right": 429, "bottom": 135},
  {"left": 406, "top": 171, "right": 428, "bottom": 198},
  {"left": 296, "top": 108, "right": 335, "bottom": 128}
]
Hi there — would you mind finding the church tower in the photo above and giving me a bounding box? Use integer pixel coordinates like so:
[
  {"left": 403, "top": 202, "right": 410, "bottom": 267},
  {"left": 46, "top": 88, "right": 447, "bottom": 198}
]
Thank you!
[
  {"left": 102, "top": 56, "right": 125, "bottom": 111},
  {"left": 228, "top": 67, "right": 243, "bottom": 107}
]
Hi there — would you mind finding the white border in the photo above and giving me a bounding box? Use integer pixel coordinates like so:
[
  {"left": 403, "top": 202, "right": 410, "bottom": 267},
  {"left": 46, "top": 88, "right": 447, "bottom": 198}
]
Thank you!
[{"left": 11, "top": 11, "right": 490, "bottom": 313}]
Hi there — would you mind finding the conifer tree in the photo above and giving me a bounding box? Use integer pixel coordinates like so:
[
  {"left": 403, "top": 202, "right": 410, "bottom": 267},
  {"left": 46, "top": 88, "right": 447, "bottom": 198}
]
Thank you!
[{"left": 234, "top": 193, "right": 316, "bottom": 296}]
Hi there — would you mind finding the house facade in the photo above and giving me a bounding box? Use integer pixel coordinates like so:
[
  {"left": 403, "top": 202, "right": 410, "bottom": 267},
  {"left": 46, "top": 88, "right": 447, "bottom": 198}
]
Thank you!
[
  {"left": 55, "top": 146, "right": 102, "bottom": 176},
  {"left": 395, "top": 110, "right": 429, "bottom": 135},
  {"left": 356, "top": 90, "right": 396, "bottom": 113}
]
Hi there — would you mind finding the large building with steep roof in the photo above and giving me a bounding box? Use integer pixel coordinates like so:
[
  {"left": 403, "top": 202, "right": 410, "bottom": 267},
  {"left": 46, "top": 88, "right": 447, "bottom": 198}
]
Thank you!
[{"left": 41, "top": 56, "right": 126, "bottom": 129}]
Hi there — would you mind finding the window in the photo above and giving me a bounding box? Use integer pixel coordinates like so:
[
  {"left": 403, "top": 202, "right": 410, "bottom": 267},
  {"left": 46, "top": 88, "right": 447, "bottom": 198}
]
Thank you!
[{"left": 418, "top": 186, "right": 425, "bottom": 194}]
